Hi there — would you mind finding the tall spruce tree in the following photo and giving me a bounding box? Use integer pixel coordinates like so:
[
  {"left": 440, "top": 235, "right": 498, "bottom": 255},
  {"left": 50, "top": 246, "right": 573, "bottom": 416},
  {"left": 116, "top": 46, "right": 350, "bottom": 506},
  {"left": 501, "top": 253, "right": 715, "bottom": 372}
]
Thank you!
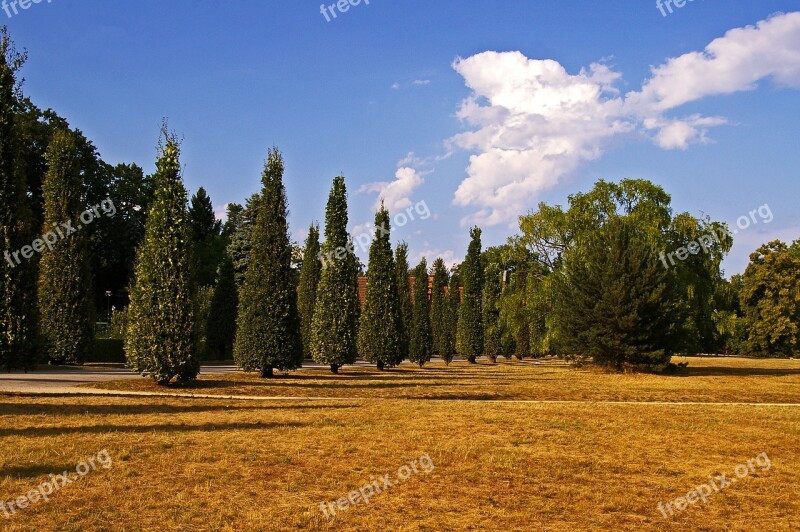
[
  {"left": 188, "top": 187, "right": 224, "bottom": 287},
  {"left": 410, "top": 258, "right": 432, "bottom": 367},
  {"left": 457, "top": 227, "right": 484, "bottom": 363},
  {"left": 297, "top": 223, "right": 321, "bottom": 360},
  {"left": 206, "top": 253, "right": 238, "bottom": 360},
  {"left": 357, "top": 204, "right": 401, "bottom": 370},
  {"left": 482, "top": 263, "right": 502, "bottom": 363},
  {"left": 0, "top": 29, "right": 38, "bottom": 371},
  {"left": 430, "top": 258, "right": 449, "bottom": 358},
  {"left": 38, "top": 130, "right": 94, "bottom": 365},
  {"left": 395, "top": 243, "right": 413, "bottom": 363},
  {"left": 443, "top": 271, "right": 460, "bottom": 365},
  {"left": 227, "top": 193, "right": 261, "bottom": 289},
  {"left": 310, "top": 176, "right": 360, "bottom": 374},
  {"left": 234, "top": 148, "right": 302, "bottom": 377},
  {"left": 125, "top": 133, "right": 198, "bottom": 384}
]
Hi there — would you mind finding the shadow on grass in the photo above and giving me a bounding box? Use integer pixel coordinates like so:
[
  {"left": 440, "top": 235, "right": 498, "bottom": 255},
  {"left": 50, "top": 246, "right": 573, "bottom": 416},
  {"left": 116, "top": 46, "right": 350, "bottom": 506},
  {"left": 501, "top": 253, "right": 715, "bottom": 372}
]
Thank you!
[
  {"left": 0, "top": 421, "right": 308, "bottom": 438},
  {"left": 1, "top": 463, "right": 80, "bottom": 480},
  {"left": 685, "top": 367, "right": 800, "bottom": 377},
  {"left": 0, "top": 403, "right": 358, "bottom": 416}
]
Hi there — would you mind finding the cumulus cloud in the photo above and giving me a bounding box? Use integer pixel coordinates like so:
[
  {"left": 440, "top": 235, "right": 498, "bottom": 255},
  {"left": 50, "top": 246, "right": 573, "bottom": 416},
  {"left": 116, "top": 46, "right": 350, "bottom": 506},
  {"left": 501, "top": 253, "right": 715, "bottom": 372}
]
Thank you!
[
  {"left": 450, "top": 12, "right": 800, "bottom": 225},
  {"left": 358, "top": 166, "right": 427, "bottom": 212}
]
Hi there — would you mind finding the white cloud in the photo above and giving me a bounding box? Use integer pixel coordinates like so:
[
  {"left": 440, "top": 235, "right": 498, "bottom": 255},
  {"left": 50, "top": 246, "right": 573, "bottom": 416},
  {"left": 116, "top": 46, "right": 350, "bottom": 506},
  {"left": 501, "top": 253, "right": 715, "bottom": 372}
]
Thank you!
[
  {"left": 449, "top": 12, "right": 800, "bottom": 226},
  {"left": 409, "top": 248, "right": 459, "bottom": 269},
  {"left": 358, "top": 166, "right": 427, "bottom": 212},
  {"left": 214, "top": 203, "right": 230, "bottom": 224}
]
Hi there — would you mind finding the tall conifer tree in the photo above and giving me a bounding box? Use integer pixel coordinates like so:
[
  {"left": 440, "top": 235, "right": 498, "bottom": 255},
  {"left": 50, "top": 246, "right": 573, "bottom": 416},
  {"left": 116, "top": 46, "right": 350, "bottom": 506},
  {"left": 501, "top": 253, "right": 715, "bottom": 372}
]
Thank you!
[
  {"left": 395, "top": 243, "right": 413, "bottom": 363},
  {"left": 430, "top": 258, "right": 449, "bottom": 359},
  {"left": 310, "top": 176, "right": 360, "bottom": 373},
  {"left": 410, "top": 258, "right": 432, "bottom": 367},
  {"left": 38, "top": 130, "right": 94, "bottom": 365},
  {"left": 234, "top": 148, "right": 302, "bottom": 377},
  {"left": 482, "top": 263, "right": 502, "bottom": 363},
  {"left": 206, "top": 253, "right": 238, "bottom": 360},
  {"left": 126, "top": 132, "right": 198, "bottom": 384},
  {"left": 458, "top": 227, "right": 484, "bottom": 363},
  {"left": 297, "top": 223, "right": 321, "bottom": 360},
  {"left": 357, "top": 204, "right": 401, "bottom": 369},
  {"left": 443, "top": 272, "right": 460, "bottom": 365}
]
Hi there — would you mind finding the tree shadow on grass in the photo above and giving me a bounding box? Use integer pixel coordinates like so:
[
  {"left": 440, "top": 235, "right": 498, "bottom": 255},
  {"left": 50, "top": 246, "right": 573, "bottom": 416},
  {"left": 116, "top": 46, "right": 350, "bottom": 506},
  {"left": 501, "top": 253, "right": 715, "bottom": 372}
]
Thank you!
[
  {"left": 685, "top": 366, "right": 800, "bottom": 377},
  {"left": 0, "top": 421, "right": 308, "bottom": 438},
  {"left": 0, "top": 403, "right": 358, "bottom": 416}
]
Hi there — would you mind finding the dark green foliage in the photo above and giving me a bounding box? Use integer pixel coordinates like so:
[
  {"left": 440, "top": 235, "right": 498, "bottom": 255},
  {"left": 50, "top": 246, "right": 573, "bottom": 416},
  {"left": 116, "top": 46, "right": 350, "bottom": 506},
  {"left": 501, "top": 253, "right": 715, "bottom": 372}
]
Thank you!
[
  {"left": 188, "top": 187, "right": 224, "bottom": 287},
  {"left": 37, "top": 130, "right": 95, "bottom": 365},
  {"left": 297, "top": 224, "right": 321, "bottom": 360},
  {"left": 395, "top": 243, "right": 413, "bottom": 363},
  {"left": 206, "top": 253, "right": 238, "bottom": 360},
  {"left": 482, "top": 263, "right": 502, "bottom": 363},
  {"left": 0, "top": 29, "right": 38, "bottom": 371},
  {"left": 739, "top": 241, "right": 800, "bottom": 357},
  {"left": 227, "top": 194, "right": 261, "bottom": 289},
  {"left": 310, "top": 176, "right": 360, "bottom": 373},
  {"left": 125, "top": 134, "right": 198, "bottom": 385},
  {"left": 234, "top": 148, "right": 302, "bottom": 377},
  {"left": 409, "top": 258, "right": 432, "bottom": 367},
  {"left": 357, "top": 205, "right": 401, "bottom": 369},
  {"left": 457, "top": 227, "right": 484, "bottom": 363},
  {"left": 193, "top": 285, "right": 214, "bottom": 360},
  {"left": 442, "top": 271, "right": 460, "bottom": 365},
  {"left": 553, "top": 217, "right": 678, "bottom": 370},
  {"left": 430, "top": 258, "right": 449, "bottom": 358}
]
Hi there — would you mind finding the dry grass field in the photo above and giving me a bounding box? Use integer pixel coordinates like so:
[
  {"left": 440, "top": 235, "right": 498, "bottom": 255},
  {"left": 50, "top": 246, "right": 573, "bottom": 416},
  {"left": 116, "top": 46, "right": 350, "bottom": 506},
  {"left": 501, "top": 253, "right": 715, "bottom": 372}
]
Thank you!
[{"left": 1, "top": 357, "right": 799, "bottom": 531}]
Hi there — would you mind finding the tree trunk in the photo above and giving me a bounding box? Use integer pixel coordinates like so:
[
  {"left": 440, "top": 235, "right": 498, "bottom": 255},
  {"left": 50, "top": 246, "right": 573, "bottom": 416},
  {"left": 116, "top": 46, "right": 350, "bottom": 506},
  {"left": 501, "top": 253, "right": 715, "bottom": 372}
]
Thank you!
[
  {"left": 377, "top": 360, "right": 385, "bottom": 371},
  {"left": 261, "top": 366, "right": 274, "bottom": 378},
  {"left": 330, "top": 364, "right": 340, "bottom": 374},
  {"left": 468, "top": 356, "right": 477, "bottom": 364}
]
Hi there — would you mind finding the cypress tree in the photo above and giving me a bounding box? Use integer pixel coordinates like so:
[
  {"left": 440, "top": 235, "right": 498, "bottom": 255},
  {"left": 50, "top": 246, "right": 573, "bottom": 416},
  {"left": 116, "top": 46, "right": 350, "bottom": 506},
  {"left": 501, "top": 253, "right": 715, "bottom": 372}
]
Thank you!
[
  {"left": 206, "top": 253, "right": 238, "bottom": 360},
  {"left": 0, "top": 29, "right": 38, "bottom": 371},
  {"left": 37, "top": 130, "right": 95, "bottom": 365},
  {"left": 442, "top": 271, "right": 460, "bottom": 365},
  {"left": 395, "top": 243, "right": 413, "bottom": 363},
  {"left": 430, "top": 258, "right": 449, "bottom": 359},
  {"left": 357, "top": 203, "right": 401, "bottom": 370},
  {"left": 297, "top": 223, "right": 321, "bottom": 360},
  {"left": 457, "top": 227, "right": 484, "bottom": 363},
  {"left": 234, "top": 148, "right": 302, "bottom": 377},
  {"left": 125, "top": 133, "right": 198, "bottom": 385},
  {"left": 482, "top": 263, "right": 502, "bottom": 363},
  {"left": 409, "top": 258, "right": 432, "bottom": 367},
  {"left": 310, "top": 176, "right": 360, "bottom": 374}
]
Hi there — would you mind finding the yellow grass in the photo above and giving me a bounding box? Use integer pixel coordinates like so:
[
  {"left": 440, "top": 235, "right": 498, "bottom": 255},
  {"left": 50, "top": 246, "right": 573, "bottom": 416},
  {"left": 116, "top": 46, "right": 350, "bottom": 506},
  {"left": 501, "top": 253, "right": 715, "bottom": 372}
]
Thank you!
[{"left": 1, "top": 357, "right": 799, "bottom": 531}]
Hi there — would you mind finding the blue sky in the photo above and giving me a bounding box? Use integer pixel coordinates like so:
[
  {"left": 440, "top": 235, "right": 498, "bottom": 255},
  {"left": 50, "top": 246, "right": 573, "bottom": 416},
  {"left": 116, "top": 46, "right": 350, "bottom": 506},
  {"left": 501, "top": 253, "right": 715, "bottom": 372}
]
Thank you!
[{"left": 5, "top": 0, "right": 800, "bottom": 274}]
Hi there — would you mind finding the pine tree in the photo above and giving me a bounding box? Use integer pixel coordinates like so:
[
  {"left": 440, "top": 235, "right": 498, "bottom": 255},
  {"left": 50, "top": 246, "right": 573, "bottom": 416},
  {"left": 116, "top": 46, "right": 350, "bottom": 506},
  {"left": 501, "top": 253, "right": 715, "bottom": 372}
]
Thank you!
[
  {"left": 482, "top": 263, "right": 502, "bottom": 363},
  {"left": 37, "top": 130, "right": 95, "bottom": 365},
  {"left": 410, "top": 258, "right": 432, "bottom": 367},
  {"left": 457, "top": 227, "right": 484, "bottom": 363},
  {"left": 234, "top": 148, "right": 302, "bottom": 377},
  {"left": 310, "top": 176, "right": 360, "bottom": 373},
  {"left": 125, "top": 132, "right": 198, "bottom": 385},
  {"left": 188, "top": 187, "right": 223, "bottom": 287},
  {"left": 297, "top": 223, "right": 321, "bottom": 360},
  {"left": 0, "top": 29, "right": 38, "bottom": 372},
  {"left": 442, "top": 271, "right": 460, "bottom": 365},
  {"left": 554, "top": 216, "right": 677, "bottom": 370},
  {"left": 395, "top": 243, "right": 413, "bottom": 363},
  {"left": 206, "top": 252, "right": 238, "bottom": 360},
  {"left": 430, "top": 258, "right": 449, "bottom": 358},
  {"left": 227, "top": 193, "right": 261, "bottom": 289},
  {"left": 357, "top": 204, "right": 401, "bottom": 370}
]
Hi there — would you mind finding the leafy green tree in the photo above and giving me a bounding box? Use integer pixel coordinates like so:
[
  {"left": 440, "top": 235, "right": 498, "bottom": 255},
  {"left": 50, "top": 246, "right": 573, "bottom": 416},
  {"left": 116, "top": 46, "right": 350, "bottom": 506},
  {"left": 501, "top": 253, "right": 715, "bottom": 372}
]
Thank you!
[
  {"left": 310, "top": 176, "right": 360, "bottom": 373},
  {"left": 206, "top": 253, "right": 238, "bottom": 360},
  {"left": 482, "top": 263, "right": 502, "bottom": 363},
  {"left": 125, "top": 133, "right": 198, "bottom": 384},
  {"left": 357, "top": 204, "right": 401, "bottom": 370},
  {"left": 740, "top": 240, "right": 800, "bottom": 357},
  {"left": 297, "top": 223, "right": 321, "bottom": 360},
  {"left": 1, "top": 29, "right": 38, "bottom": 371},
  {"left": 395, "top": 243, "right": 413, "bottom": 363},
  {"left": 234, "top": 148, "right": 302, "bottom": 377},
  {"left": 188, "top": 187, "right": 224, "bottom": 287},
  {"left": 227, "top": 193, "right": 261, "bottom": 289},
  {"left": 410, "top": 258, "right": 432, "bottom": 367},
  {"left": 443, "top": 271, "right": 460, "bottom": 365},
  {"left": 37, "top": 130, "right": 95, "bottom": 365},
  {"left": 430, "top": 258, "right": 449, "bottom": 358},
  {"left": 457, "top": 227, "right": 484, "bottom": 363},
  {"left": 554, "top": 217, "right": 678, "bottom": 370}
]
